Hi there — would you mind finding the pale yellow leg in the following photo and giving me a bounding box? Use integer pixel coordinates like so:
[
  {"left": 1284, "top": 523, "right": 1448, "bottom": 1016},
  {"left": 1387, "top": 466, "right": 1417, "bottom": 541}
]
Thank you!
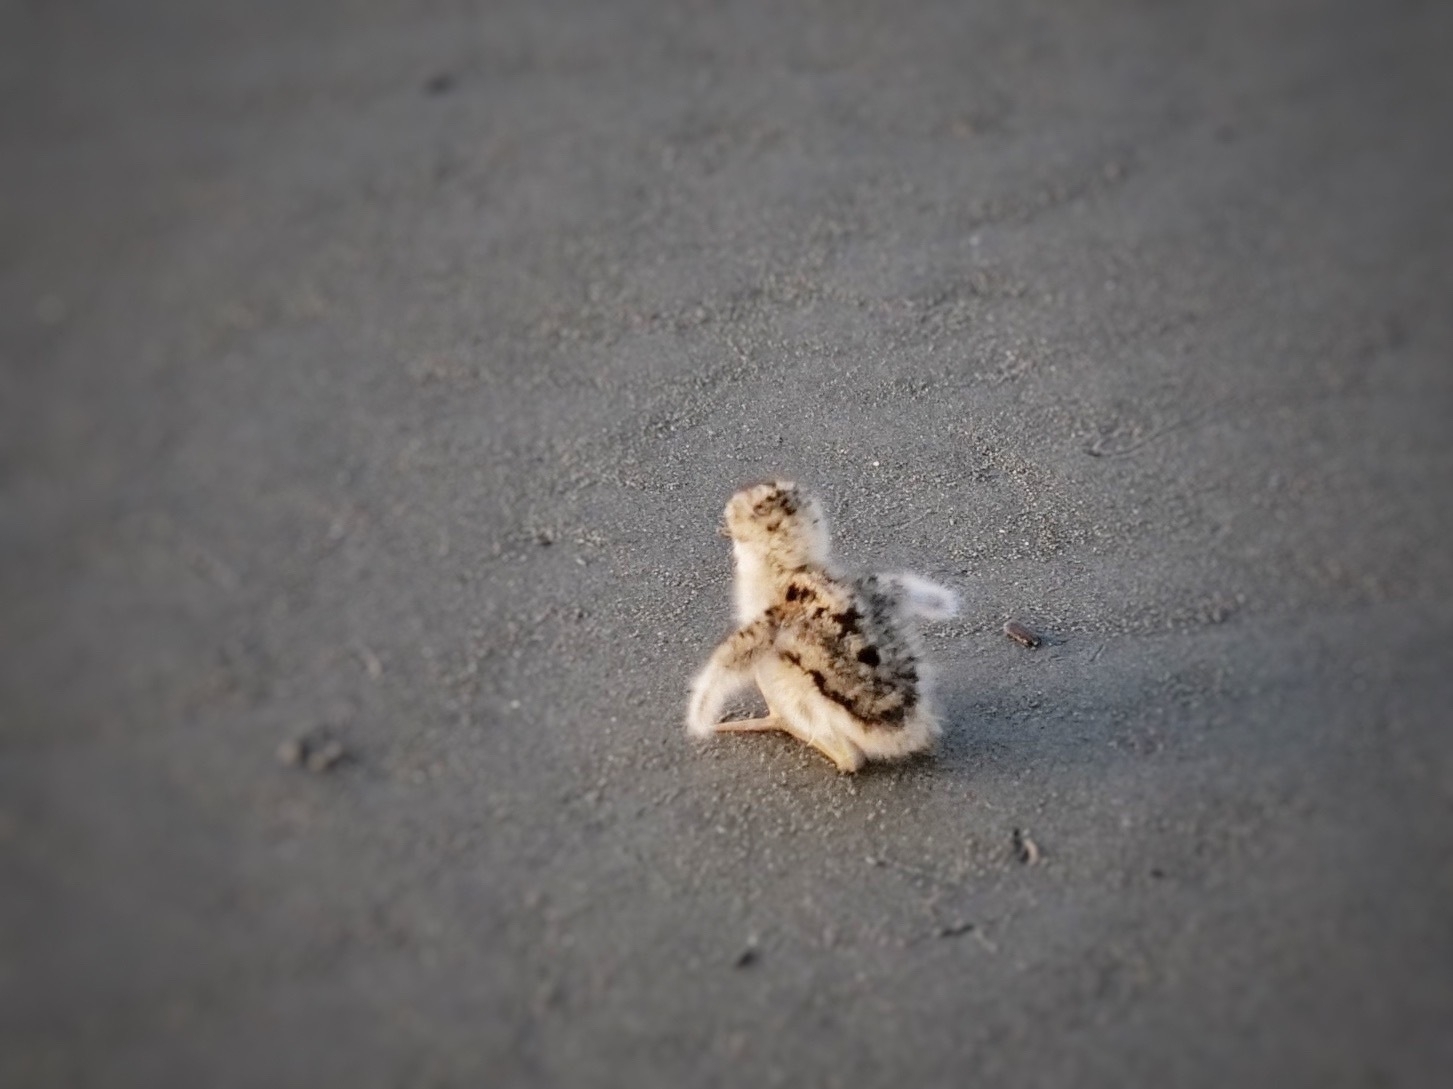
[
  {"left": 728, "top": 684, "right": 867, "bottom": 774},
  {"left": 713, "top": 713, "right": 785, "bottom": 733},
  {"left": 766, "top": 706, "right": 866, "bottom": 774},
  {"left": 809, "top": 732, "right": 865, "bottom": 774}
]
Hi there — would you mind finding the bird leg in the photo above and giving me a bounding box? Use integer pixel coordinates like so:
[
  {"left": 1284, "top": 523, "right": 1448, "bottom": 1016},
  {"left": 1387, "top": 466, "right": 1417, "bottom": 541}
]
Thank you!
[{"left": 712, "top": 713, "right": 785, "bottom": 733}]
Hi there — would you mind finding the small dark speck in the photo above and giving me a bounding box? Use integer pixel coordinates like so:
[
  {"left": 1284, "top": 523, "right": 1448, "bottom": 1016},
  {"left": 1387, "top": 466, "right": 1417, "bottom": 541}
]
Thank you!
[
  {"left": 734, "top": 947, "right": 758, "bottom": 968},
  {"left": 1150, "top": 867, "right": 1166, "bottom": 879},
  {"left": 424, "top": 73, "right": 455, "bottom": 96}
]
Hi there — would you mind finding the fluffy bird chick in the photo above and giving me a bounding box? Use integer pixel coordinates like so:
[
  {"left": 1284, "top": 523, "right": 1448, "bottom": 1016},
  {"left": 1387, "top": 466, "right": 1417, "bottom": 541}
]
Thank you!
[{"left": 687, "top": 480, "right": 958, "bottom": 773}]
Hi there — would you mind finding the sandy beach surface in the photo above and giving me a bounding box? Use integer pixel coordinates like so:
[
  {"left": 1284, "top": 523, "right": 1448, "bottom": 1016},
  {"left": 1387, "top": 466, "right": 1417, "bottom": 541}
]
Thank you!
[{"left": 3, "top": 1, "right": 1451, "bottom": 1085}]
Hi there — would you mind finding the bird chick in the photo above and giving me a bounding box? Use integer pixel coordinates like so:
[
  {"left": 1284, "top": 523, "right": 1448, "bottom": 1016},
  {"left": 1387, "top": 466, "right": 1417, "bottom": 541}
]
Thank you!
[{"left": 687, "top": 480, "right": 958, "bottom": 773}]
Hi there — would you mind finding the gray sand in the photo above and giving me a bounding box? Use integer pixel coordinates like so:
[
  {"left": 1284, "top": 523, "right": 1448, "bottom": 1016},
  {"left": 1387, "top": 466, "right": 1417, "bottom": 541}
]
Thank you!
[{"left": 3, "top": 1, "right": 1452, "bottom": 1086}]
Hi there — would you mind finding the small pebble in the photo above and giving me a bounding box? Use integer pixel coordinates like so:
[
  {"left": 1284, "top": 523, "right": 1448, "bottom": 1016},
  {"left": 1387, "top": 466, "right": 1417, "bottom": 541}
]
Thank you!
[
  {"left": 1003, "top": 620, "right": 1041, "bottom": 648},
  {"left": 275, "top": 738, "right": 305, "bottom": 767},
  {"left": 1012, "top": 827, "right": 1041, "bottom": 865},
  {"left": 305, "top": 739, "right": 346, "bottom": 773}
]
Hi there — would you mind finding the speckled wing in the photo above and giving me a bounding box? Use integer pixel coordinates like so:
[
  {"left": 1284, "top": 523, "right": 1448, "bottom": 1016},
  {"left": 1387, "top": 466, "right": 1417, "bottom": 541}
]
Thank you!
[{"left": 768, "top": 572, "right": 921, "bottom": 729}]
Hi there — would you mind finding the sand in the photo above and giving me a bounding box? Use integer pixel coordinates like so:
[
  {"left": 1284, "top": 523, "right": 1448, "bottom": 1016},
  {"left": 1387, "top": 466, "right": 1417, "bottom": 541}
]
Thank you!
[{"left": 3, "top": 1, "right": 1451, "bottom": 1085}]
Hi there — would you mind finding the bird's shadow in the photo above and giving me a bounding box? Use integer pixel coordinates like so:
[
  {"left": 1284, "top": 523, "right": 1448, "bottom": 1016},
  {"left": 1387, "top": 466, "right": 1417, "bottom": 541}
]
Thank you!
[{"left": 711, "top": 645, "right": 1154, "bottom": 784}]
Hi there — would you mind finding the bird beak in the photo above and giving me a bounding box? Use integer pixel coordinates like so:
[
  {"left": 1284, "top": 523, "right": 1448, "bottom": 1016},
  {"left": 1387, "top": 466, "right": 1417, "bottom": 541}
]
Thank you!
[{"left": 717, "top": 522, "right": 732, "bottom": 539}]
